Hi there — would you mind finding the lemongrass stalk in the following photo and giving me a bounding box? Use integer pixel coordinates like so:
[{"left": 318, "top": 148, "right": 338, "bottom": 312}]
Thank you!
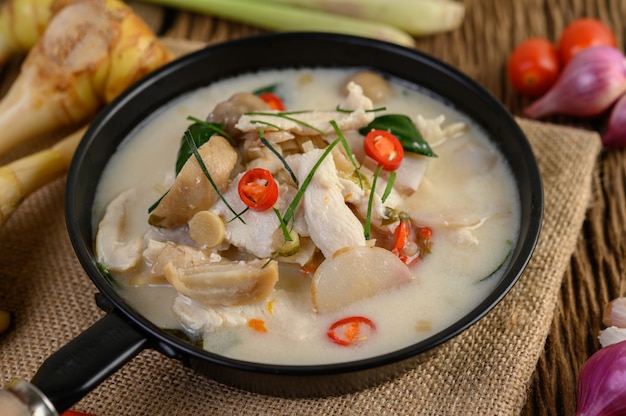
[
  {"left": 0, "top": 126, "right": 86, "bottom": 227},
  {"left": 0, "top": 0, "right": 173, "bottom": 156},
  {"left": 261, "top": 0, "right": 465, "bottom": 36},
  {"left": 141, "top": 0, "right": 415, "bottom": 47}
]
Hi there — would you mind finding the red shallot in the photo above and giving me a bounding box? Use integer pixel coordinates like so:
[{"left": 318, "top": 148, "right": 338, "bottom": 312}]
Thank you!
[
  {"left": 576, "top": 340, "right": 626, "bottom": 416},
  {"left": 525, "top": 46, "right": 626, "bottom": 119},
  {"left": 602, "top": 94, "right": 626, "bottom": 148}
]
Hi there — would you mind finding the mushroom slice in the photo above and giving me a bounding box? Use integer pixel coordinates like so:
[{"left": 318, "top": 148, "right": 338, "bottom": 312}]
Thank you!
[
  {"left": 149, "top": 135, "right": 237, "bottom": 228},
  {"left": 95, "top": 188, "right": 144, "bottom": 272},
  {"left": 342, "top": 71, "right": 393, "bottom": 104},
  {"left": 164, "top": 259, "right": 279, "bottom": 306},
  {"left": 311, "top": 246, "right": 412, "bottom": 313},
  {"left": 206, "top": 92, "right": 270, "bottom": 139}
]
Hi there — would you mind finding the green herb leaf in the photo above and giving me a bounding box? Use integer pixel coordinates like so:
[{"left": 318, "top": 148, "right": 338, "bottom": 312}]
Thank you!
[
  {"left": 359, "top": 114, "right": 437, "bottom": 157},
  {"left": 175, "top": 120, "right": 228, "bottom": 175},
  {"left": 253, "top": 84, "right": 278, "bottom": 95}
]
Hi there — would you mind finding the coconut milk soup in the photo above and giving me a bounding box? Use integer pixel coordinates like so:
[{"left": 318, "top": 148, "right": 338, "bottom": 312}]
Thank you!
[{"left": 93, "top": 68, "right": 520, "bottom": 365}]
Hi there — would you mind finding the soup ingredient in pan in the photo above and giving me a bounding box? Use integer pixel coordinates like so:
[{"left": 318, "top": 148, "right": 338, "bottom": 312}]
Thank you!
[
  {"left": 575, "top": 340, "right": 626, "bottom": 416},
  {"left": 524, "top": 46, "right": 626, "bottom": 119},
  {"left": 507, "top": 37, "right": 561, "bottom": 97},
  {"left": 558, "top": 17, "right": 617, "bottom": 66}
]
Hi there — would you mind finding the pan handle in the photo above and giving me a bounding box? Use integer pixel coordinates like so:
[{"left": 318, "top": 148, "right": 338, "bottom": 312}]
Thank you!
[{"left": 2, "top": 311, "right": 149, "bottom": 415}]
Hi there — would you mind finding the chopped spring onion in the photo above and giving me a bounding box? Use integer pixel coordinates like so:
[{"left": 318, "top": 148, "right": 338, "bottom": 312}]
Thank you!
[
  {"left": 259, "top": 130, "right": 299, "bottom": 185},
  {"left": 381, "top": 171, "right": 396, "bottom": 203},
  {"left": 364, "top": 166, "right": 383, "bottom": 240}
]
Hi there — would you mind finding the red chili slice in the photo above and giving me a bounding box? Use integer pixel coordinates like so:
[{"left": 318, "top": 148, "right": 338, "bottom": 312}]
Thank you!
[
  {"left": 258, "top": 92, "right": 285, "bottom": 111},
  {"left": 391, "top": 220, "right": 433, "bottom": 265},
  {"left": 327, "top": 316, "right": 376, "bottom": 347},
  {"left": 237, "top": 168, "right": 279, "bottom": 211},
  {"left": 364, "top": 129, "right": 404, "bottom": 171}
]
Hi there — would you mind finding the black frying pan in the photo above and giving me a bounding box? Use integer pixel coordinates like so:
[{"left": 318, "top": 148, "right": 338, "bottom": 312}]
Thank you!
[{"left": 0, "top": 32, "right": 543, "bottom": 415}]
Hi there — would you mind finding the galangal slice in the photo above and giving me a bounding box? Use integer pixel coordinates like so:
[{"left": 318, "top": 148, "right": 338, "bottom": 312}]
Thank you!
[{"left": 311, "top": 246, "right": 412, "bottom": 313}]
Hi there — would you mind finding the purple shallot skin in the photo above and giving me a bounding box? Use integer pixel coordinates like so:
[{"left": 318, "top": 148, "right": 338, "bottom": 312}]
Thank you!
[{"left": 525, "top": 46, "right": 626, "bottom": 119}]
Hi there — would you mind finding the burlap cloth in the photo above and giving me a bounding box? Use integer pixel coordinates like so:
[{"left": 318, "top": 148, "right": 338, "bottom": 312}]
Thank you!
[{"left": 0, "top": 80, "right": 602, "bottom": 416}]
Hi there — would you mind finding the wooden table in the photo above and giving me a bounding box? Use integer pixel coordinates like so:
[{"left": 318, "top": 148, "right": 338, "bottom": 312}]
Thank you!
[
  {"left": 1, "top": 0, "right": 622, "bottom": 414},
  {"left": 129, "top": 1, "right": 626, "bottom": 414}
]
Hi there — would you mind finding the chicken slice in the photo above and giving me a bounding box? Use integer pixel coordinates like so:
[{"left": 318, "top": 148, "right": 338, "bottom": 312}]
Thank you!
[
  {"left": 415, "top": 114, "right": 467, "bottom": 147},
  {"left": 288, "top": 149, "right": 366, "bottom": 259},
  {"left": 235, "top": 82, "right": 374, "bottom": 139},
  {"left": 149, "top": 135, "right": 237, "bottom": 228},
  {"left": 211, "top": 173, "right": 299, "bottom": 259}
]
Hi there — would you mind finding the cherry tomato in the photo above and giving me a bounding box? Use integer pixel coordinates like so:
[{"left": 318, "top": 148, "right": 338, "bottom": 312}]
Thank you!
[
  {"left": 237, "top": 168, "right": 279, "bottom": 211},
  {"left": 507, "top": 37, "right": 561, "bottom": 97},
  {"left": 61, "top": 411, "right": 96, "bottom": 416},
  {"left": 363, "top": 129, "right": 404, "bottom": 171},
  {"left": 258, "top": 92, "right": 285, "bottom": 111},
  {"left": 558, "top": 18, "right": 617, "bottom": 65},
  {"left": 327, "top": 316, "right": 376, "bottom": 347}
]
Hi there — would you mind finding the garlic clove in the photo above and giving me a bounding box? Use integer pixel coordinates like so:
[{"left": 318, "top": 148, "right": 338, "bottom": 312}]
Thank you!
[
  {"left": 525, "top": 46, "right": 626, "bottom": 119},
  {"left": 603, "top": 297, "right": 626, "bottom": 327},
  {"left": 598, "top": 326, "right": 626, "bottom": 348},
  {"left": 576, "top": 340, "right": 626, "bottom": 416},
  {"left": 602, "top": 94, "right": 626, "bottom": 148}
]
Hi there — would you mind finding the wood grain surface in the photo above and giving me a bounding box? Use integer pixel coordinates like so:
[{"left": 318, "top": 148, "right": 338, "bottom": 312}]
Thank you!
[
  {"left": 125, "top": 1, "right": 626, "bottom": 414},
  {"left": 0, "top": 0, "right": 622, "bottom": 414}
]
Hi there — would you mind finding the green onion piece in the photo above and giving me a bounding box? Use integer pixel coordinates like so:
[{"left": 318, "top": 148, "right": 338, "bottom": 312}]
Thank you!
[
  {"left": 364, "top": 166, "right": 382, "bottom": 240},
  {"left": 148, "top": 190, "right": 168, "bottom": 214},
  {"left": 251, "top": 120, "right": 283, "bottom": 131},
  {"left": 479, "top": 240, "right": 513, "bottom": 282},
  {"left": 381, "top": 171, "right": 396, "bottom": 203},
  {"left": 335, "top": 105, "right": 387, "bottom": 114},
  {"left": 183, "top": 130, "right": 245, "bottom": 223},
  {"left": 260, "top": 132, "right": 299, "bottom": 185},
  {"left": 329, "top": 120, "right": 363, "bottom": 189},
  {"left": 246, "top": 110, "right": 326, "bottom": 135},
  {"left": 281, "top": 122, "right": 362, "bottom": 226},
  {"left": 274, "top": 208, "right": 293, "bottom": 241}
]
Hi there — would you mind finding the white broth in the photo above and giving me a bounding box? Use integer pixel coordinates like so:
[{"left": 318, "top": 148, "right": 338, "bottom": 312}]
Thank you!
[{"left": 93, "top": 68, "right": 520, "bottom": 365}]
